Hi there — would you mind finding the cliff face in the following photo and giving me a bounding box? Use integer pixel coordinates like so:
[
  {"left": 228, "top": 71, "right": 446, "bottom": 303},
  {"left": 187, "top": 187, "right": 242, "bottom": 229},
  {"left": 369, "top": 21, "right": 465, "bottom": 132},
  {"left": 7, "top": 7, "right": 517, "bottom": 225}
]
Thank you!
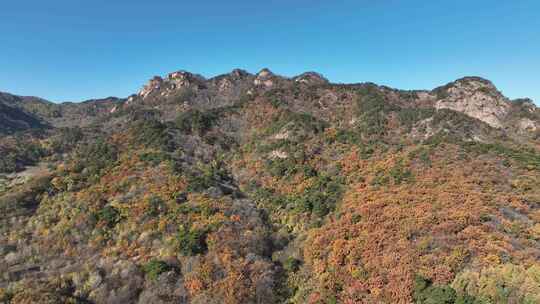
[
  {"left": 430, "top": 77, "right": 511, "bottom": 129},
  {"left": 0, "top": 70, "right": 539, "bottom": 304}
]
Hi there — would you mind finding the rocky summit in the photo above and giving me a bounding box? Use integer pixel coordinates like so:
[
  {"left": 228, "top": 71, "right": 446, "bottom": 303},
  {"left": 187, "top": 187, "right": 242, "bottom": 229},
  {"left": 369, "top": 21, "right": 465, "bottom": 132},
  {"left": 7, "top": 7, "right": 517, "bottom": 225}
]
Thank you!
[{"left": 0, "top": 69, "right": 539, "bottom": 304}]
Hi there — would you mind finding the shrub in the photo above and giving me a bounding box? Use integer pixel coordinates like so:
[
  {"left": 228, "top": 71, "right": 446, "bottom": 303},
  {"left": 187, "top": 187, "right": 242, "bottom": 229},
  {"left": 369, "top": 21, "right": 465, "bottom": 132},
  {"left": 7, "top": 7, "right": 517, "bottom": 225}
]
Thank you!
[
  {"left": 139, "top": 152, "right": 170, "bottom": 166},
  {"left": 132, "top": 119, "right": 172, "bottom": 150},
  {"left": 50, "top": 127, "right": 84, "bottom": 153},
  {"left": 147, "top": 196, "right": 166, "bottom": 217},
  {"left": 414, "top": 276, "right": 456, "bottom": 304},
  {"left": 175, "top": 109, "right": 218, "bottom": 135},
  {"left": 389, "top": 160, "right": 414, "bottom": 184},
  {"left": 283, "top": 257, "right": 301, "bottom": 272},
  {"left": 418, "top": 149, "right": 432, "bottom": 166},
  {"left": 433, "top": 83, "right": 452, "bottom": 100},
  {"left": 270, "top": 98, "right": 286, "bottom": 108},
  {"left": 73, "top": 138, "right": 117, "bottom": 178},
  {"left": 371, "top": 170, "right": 390, "bottom": 186},
  {"left": 143, "top": 259, "right": 173, "bottom": 280},
  {"left": 355, "top": 84, "right": 398, "bottom": 136},
  {"left": 186, "top": 160, "right": 230, "bottom": 192},
  {"left": 291, "top": 174, "right": 344, "bottom": 216},
  {"left": 1, "top": 278, "right": 81, "bottom": 303},
  {"left": 334, "top": 129, "right": 361, "bottom": 145},
  {"left": 452, "top": 264, "right": 540, "bottom": 304},
  {"left": 251, "top": 186, "right": 287, "bottom": 208},
  {"left": 464, "top": 142, "right": 540, "bottom": 170},
  {"left": 175, "top": 87, "right": 195, "bottom": 102},
  {"left": 96, "top": 205, "right": 120, "bottom": 228},
  {"left": 0, "top": 288, "right": 13, "bottom": 303},
  {"left": 263, "top": 89, "right": 287, "bottom": 108},
  {"left": 285, "top": 112, "right": 328, "bottom": 135},
  {"left": 397, "top": 107, "right": 435, "bottom": 130},
  {"left": 414, "top": 276, "right": 479, "bottom": 304},
  {"left": 266, "top": 158, "right": 298, "bottom": 178},
  {"left": 0, "top": 139, "right": 46, "bottom": 173},
  {"left": 0, "top": 175, "right": 51, "bottom": 211},
  {"left": 431, "top": 109, "right": 479, "bottom": 133},
  {"left": 177, "top": 226, "right": 207, "bottom": 256},
  {"left": 351, "top": 214, "right": 362, "bottom": 224},
  {"left": 264, "top": 110, "right": 328, "bottom": 138}
]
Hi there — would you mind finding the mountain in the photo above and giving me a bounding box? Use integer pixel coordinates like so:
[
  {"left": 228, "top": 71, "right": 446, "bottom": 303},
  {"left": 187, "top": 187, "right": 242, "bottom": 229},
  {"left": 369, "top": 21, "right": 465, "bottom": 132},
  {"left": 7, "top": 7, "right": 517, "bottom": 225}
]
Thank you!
[
  {"left": 0, "top": 69, "right": 539, "bottom": 304},
  {"left": 0, "top": 93, "right": 50, "bottom": 134},
  {"left": 0, "top": 102, "right": 46, "bottom": 134},
  {"left": 0, "top": 91, "right": 121, "bottom": 129}
]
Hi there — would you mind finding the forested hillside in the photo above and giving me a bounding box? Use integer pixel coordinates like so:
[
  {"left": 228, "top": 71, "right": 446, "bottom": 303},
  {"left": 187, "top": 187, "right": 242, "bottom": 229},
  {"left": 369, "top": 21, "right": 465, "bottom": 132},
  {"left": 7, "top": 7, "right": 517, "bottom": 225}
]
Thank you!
[{"left": 1, "top": 69, "right": 539, "bottom": 304}]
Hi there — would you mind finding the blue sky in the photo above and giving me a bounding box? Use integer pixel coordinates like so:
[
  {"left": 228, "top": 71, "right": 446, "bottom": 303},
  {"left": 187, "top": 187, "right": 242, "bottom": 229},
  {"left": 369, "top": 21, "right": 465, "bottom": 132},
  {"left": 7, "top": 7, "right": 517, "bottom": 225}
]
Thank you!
[{"left": 0, "top": 0, "right": 538, "bottom": 104}]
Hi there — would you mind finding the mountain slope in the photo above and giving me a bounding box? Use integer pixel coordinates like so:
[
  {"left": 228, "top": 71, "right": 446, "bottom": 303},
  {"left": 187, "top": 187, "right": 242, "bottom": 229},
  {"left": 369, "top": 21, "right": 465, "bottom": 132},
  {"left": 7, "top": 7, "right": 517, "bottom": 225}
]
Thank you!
[
  {"left": 0, "top": 70, "right": 539, "bottom": 304},
  {"left": 0, "top": 93, "right": 50, "bottom": 134},
  {"left": 0, "top": 103, "right": 46, "bottom": 134},
  {"left": 0, "top": 91, "right": 121, "bottom": 128}
]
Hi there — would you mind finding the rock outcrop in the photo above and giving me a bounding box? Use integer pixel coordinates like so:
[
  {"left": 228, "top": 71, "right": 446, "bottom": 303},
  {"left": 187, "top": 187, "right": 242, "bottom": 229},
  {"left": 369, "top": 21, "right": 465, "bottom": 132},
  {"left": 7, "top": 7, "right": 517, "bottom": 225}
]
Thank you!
[
  {"left": 433, "top": 77, "right": 510, "bottom": 128},
  {"left": 254, "top": 68, "right": 276, "bottom": 88},
  {"left": 139, "top": 76, "right": 164, "bottom": 98},
  {"left": 293, "top": 72, "right": 329, "bottom": 86},
  {"left": 167, "top": 71, "right": 206, "bottom": 90}
]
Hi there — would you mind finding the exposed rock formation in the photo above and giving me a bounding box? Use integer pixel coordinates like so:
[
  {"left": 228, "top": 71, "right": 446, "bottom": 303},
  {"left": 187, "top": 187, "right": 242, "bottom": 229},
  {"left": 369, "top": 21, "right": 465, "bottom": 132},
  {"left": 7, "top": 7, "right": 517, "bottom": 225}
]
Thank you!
[
  {"left": 433, "top": 77, "right": 510, "bottom": 128},
  {"left": 293, "top": 71, "right": 329, "bottom": 86},
  {"left": 254, "top": 68, "right": 275, "bottom": 87}
]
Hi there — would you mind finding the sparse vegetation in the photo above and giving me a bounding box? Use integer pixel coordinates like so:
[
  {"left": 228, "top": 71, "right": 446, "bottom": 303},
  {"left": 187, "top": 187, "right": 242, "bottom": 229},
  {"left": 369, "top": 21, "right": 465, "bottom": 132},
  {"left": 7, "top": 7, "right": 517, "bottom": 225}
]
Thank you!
[
  {"left": 0, "top": 136, "right": 45, "bottom": 173},
  {"left": 355, "top": 84, "right": 398, "bottom": 136},
  {"left": 142, "top": 259, "right": 173, "bottom": 280},
  {"left": 175, "top": 109, "right": 218, "bottom": 135},
  {"left": 176, "top": 226, "right": 207, "bottom": 256}
]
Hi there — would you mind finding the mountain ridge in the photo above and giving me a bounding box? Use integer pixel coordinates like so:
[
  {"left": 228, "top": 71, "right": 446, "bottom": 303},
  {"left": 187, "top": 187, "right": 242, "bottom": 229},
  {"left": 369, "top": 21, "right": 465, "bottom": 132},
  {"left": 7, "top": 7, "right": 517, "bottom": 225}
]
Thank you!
[
  {"left": 2, "top": 71, "right": 537, "bottom": 106},
  {"left": 2, "top": 70, "right": 538, "bottom": 144}
]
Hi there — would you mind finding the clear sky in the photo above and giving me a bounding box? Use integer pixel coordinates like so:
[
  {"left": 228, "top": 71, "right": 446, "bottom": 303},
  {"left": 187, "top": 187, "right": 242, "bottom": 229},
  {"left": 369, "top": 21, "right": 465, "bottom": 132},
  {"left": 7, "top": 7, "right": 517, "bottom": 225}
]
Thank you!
[{"left": 1, "top": 0, "right": 538, "bottom": 104}]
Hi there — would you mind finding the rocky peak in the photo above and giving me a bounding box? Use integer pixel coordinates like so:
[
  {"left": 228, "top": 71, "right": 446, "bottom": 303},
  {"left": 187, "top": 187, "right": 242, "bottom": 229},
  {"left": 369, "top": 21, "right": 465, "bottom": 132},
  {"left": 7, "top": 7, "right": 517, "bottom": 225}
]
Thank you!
[
  {"left": 167, "top": 70, "right": 206, "bottom": 88},
  {"left": 293, "top": 72, "right": 329, "bottom": 85},
  {"left": 257, "top": 68, "right": 274, "bottom": 78},
  {"left": 138, "top": 76, "right": 164, "bottom": 98},
  {"left": 168, "top": 70, "right": 188, "bottom": 80},
  {"left": 138, "top": 71, "right": 207, "bottom": 99},
  {"left": 254, "top": 68, "right": 277, "bottom": 88},
  {"left": 454, "top": 76, "right": 496, "bottom": 88},
  {"left": 210, "top": 69, "right": 253, "bottom": 93},
  {"left": 432, "top": 76, "right": 510, "bottom": 128},
  {"left": 167, "top": 70, "right": 203, "bottom": 82},
  {"left": 229, "top": 69, "right": 251, "bottom": 79}
]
